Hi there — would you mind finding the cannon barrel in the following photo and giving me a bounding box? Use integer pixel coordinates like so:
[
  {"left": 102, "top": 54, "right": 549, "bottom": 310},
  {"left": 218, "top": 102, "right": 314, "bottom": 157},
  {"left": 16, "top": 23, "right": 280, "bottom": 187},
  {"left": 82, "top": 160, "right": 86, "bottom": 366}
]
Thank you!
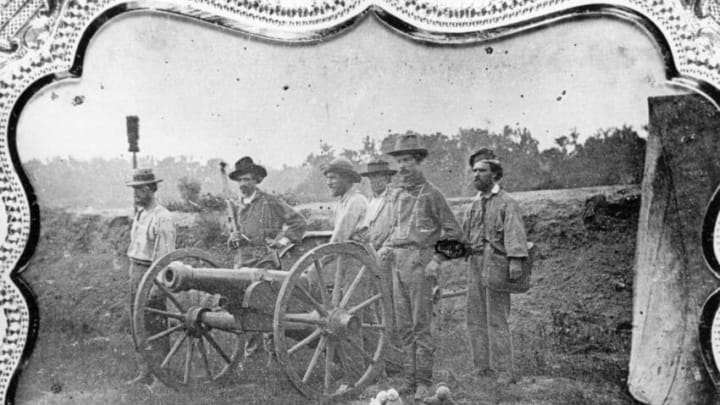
[{"left": 160, "top": 261, "right": 288, "bottom": 297}]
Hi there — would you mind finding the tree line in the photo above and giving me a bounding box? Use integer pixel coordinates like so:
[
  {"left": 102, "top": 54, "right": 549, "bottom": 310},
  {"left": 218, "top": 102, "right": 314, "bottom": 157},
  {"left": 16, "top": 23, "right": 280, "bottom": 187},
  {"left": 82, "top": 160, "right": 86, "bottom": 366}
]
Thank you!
[{"left": 22, "top": 125, "right": 645, "bottom": 210}]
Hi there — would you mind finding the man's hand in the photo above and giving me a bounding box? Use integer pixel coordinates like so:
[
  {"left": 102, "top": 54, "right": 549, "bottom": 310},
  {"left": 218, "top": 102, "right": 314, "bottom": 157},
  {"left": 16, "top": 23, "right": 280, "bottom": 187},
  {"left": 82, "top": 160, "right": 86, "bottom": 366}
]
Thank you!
[
  {"left": 508, "top": 259, "right": 523, "bottom": 281},
  {"left": 424, "top": 258, "right": 441, "bottom": 285},
  {"left": 228, "top": 231, "right": 249, "bottom": 249},
  {"left": 267, "top": 237, "right": 290, "bottom": 250}
]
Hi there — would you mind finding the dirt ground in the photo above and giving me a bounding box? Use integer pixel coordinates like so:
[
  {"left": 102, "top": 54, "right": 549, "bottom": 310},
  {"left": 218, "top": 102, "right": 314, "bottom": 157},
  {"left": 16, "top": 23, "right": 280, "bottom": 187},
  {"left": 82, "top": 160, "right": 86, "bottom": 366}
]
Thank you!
[{"left": 12, "top": 185, "right": 640, "bottom": 404}]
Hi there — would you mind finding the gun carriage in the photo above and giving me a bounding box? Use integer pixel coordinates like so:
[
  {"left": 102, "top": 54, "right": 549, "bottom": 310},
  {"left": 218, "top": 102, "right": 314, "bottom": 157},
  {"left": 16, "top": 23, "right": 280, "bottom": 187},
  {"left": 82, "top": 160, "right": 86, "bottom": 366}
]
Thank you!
[{"left": 132, "top": 233, "right": 392, "bottom": 402}]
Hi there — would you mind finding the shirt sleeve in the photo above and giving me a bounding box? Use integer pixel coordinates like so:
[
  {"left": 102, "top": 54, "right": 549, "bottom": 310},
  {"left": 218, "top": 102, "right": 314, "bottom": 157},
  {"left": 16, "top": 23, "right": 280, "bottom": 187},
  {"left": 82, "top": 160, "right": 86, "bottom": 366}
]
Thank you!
[
  {"left": 271, "top": 197, "right": 308, "bottom": 243},
  {"left": 331, "top": 194, "right": 368, "bottom": 243},
  {"left": 431, "top": 189, "right": 463, "bottom": 242},
  {"left": 503, "top": 198, "right": 529, "bottom": 258},
  {"left": 151, "top": 212, "right": 176, "bottom": 261}
]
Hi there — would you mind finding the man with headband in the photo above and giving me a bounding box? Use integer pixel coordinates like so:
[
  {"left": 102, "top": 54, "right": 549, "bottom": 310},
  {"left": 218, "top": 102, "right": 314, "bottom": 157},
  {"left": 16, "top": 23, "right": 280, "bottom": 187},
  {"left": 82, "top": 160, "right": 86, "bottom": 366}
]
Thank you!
[{"left": 462, "top": 148, "right": 529, "bottom": 385}]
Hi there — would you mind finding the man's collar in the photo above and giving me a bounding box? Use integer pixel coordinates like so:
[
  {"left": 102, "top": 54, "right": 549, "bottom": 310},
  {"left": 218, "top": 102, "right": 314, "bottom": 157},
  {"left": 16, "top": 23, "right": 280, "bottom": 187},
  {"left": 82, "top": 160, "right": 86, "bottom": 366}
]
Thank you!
[
  {"left": 373, "top": 188, "right": 387, "bottom": 199},
  {"left": 339, "top": 185, "right": 357, "bottom": 203},
  {"left": 400, "top": 171, "right": 426, "bottom": 189},
  {"left": 476, "top": 183, "right": 500, "bottom": 199},
  {"left": 240, "top": 189, "right": 258, "bottom": 204}
]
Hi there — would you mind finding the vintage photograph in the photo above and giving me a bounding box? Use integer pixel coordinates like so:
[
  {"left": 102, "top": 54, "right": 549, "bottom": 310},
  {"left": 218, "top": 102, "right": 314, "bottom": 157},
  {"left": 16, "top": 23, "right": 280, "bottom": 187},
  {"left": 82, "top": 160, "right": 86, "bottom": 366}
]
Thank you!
[{"left": 6, "top": 4, "right": 719, "bottom": 404}]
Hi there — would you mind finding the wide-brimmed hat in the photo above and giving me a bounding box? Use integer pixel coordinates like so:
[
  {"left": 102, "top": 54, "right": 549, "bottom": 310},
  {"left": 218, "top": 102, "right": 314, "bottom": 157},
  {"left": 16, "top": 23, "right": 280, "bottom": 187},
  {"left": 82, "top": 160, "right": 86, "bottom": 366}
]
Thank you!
[
  {"left": 322, "top": 157, "right": 361, "bottom": 183},
  {"left": 468, "top": 148, "right": 498, "bottom": 168},
  {"left": 360, "top": 160, "right": 397, "bottom": 177},
  {"left": 126, "top": 168, "right": 163, "bottom": 187},
  {"left": 386, "top": 133, "right": 428, "bottom": 159},
  {"left": 229, "top": 157, "right": 267, "bottom": 183}
]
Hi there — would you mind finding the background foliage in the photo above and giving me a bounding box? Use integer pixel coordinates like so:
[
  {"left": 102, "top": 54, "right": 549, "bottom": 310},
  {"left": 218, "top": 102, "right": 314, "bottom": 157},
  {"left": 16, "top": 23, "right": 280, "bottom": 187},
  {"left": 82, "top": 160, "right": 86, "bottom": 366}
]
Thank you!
[{"left": 23, "top": 125, "right": 645, "bottom": 209}]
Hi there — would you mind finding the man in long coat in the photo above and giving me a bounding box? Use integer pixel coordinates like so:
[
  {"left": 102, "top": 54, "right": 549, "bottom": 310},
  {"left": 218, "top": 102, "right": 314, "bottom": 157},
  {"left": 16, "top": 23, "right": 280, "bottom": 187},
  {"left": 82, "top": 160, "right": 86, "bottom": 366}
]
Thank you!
[{"left": 463, "top": 148, "right": 529, "bottom": 384}]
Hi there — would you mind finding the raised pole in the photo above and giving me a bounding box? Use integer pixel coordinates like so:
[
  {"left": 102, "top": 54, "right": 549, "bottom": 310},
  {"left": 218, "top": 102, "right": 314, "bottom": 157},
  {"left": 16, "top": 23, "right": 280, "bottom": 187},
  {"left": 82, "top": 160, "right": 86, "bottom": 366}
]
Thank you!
[{"left": 126, "top": 115, "right": 140, "bottom": 169}]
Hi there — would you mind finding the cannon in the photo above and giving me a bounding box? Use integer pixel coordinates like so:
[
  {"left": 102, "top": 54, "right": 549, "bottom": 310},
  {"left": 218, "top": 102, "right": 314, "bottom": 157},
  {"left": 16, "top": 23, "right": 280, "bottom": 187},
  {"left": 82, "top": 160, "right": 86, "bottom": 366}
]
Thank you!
[{"left": 132, "top": 239, "right": 391, "bottom": 402}]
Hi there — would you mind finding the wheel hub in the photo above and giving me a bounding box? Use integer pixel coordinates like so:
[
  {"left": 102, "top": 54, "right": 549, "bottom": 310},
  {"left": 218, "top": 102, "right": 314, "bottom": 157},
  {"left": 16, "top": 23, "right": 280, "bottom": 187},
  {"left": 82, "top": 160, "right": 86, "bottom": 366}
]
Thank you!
[
  {"left": 326, "top": 308, "right": 360, "bottom": 337},
  {"left": 185, "top": 306, "right": 209, "bottom": 337}
]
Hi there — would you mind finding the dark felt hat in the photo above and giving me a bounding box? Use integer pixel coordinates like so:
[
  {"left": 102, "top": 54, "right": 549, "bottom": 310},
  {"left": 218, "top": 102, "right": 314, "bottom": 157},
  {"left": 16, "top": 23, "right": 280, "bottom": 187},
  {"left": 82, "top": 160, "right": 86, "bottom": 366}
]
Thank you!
[
  {"left": 228, "top": 157, "right": 268, "bottom": 183},
  {"left": 322, "top": 157, "right": 361, "bottom": 183},
  {"left": 360, "top": 160, "right": 397, "bottom": 177},
  {"left": 468, "top": 148, "right": 498, "bottom": 168},
  {"left": 386, "top": 133, "right": 428, "bottom": 159},
  {"left": 126, "top": 168, "right": 163, "bottom": 187}
]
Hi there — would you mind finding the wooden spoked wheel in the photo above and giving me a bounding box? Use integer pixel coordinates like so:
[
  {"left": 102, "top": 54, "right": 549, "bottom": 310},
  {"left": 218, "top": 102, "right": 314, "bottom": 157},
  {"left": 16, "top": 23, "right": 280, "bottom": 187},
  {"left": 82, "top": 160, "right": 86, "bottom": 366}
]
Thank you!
[
  {"left": 133, "top": 248, "right": 243, "bottom": 391},
  {"left": 273, "top": 242, "right": 389, "bottom": 401}
]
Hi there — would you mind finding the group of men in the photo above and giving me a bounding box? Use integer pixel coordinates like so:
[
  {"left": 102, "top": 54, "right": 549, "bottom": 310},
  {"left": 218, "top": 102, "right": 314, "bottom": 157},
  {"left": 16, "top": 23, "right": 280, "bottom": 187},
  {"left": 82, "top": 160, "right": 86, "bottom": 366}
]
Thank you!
[{"left": 123, "top": 133, "right": 530, "bottom": 403}]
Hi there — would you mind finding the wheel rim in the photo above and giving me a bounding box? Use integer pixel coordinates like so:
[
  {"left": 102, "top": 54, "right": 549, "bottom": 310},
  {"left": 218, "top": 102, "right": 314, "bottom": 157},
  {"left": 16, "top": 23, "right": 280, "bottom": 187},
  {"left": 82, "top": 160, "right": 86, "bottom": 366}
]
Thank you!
[
  {"left": 273, "top": 242, "right": 389, "bottom": 401},
  {"left": 133, "top": 248, "right": 243, "bottom": 390}
]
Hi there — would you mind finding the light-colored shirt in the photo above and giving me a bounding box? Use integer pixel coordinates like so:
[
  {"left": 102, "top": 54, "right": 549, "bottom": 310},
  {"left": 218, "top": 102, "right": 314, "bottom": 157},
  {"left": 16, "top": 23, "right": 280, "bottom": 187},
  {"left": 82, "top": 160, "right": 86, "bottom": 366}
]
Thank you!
[
  {"left": 385, "top": 171, "right": 462, "bottom": 248},
  {"left": 127, "top": 203, "right": 176, "bottom": 264},
  {"left": 463, "top": 185, "right": 528, "bottom": 258},
  {"left": 331, "top": 186, "right": 368, "bottom": 243},
  {"left": 360, "top": 188, "right": 396, "bottom": 249}
]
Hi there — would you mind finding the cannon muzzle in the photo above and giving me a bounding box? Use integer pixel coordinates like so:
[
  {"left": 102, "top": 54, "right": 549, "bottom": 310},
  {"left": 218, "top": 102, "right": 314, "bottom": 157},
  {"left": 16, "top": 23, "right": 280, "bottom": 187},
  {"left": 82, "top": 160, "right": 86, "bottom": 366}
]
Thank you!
[{"left": 161, "top": 261, "right": 251, "bottom": 298}]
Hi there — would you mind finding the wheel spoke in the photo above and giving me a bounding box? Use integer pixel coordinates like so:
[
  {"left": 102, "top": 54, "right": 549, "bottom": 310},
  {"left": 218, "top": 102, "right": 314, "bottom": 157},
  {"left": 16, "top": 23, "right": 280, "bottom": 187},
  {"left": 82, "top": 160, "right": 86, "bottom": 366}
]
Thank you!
[
  {"left": 183, "top": 337, "right": 195, "bottom": 384},
  {"left": 324, "top": 338, "right": 335, "bottom": 393},
  {"left": 302, "top": 335, "right": 327, "bottom": 383},
  {"left": 331, "top": 256, "right": 343, "bottom": 306},
  {"left": 342, "top": 335, "right": 374, "bottom": 364},
  {"left": 289, "top": 328, "right": 323, "bottom": 355},
  {"left": 144, "top": 307, "right": 184, "bottom": 320},
  {"left": 283, "top": 312, "right": 324, "bottom": 327},
  {"left": 347, "top": 293, "right": 382, "bottom": 315},
  {"left": 153, "top": 279, "right": 186, "bottom": 313},
  {"left": 339, "top": 265, "right": 367, "bottom": 308},
  {"left": 161, "top": 333, "right": 187, "bottom": 369},
  {"left": 197, "top": 337, "right": 213, "bottom": 379},
  {"left": 313, "top": 259, "right": 329, "bottom": 305},
  {"left": 203, "top": 331, "right": 232, "bottom": 364},
  {"left": 147, "top": 323, "right": 184, "bottom": 343},
  {"left": 294, "top": 283, "right": 328, "bottom": 316},
  {"left": 336, "top": 339, "right": 365, "bottom": 379}
]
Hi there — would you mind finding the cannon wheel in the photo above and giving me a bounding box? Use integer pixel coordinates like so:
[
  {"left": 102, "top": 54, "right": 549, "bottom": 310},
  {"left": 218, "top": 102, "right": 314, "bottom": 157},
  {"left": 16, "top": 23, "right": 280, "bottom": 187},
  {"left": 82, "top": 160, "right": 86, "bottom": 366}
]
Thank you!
[
  {"left": 274, "top": 242, "right": 389, "bottom": 401},
  {"left": 133, "top": 248, "right": 243, "bottom": 391}
]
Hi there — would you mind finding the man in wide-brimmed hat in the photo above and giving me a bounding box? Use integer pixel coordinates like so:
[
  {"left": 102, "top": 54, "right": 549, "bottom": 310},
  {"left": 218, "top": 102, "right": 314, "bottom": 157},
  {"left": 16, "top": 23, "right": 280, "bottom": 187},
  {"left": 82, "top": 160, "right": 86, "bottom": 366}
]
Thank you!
[
  {"left": 225, "top": 156, "right": 307, "bottom": 357},
  {"left": 125, "top": 168, "right": 176, "bottom": 385},
  {"left": 461, "top": 148, "right": 528, "bottom": 385},
  {"left": 359, "top": 160, "right": 398, "bottom": 249},
  {"left": 357, "top": 160, "right": 406, "bottom": 377},
  {"left": 379, "top": 133, "right": 463, "bottom": 400}
]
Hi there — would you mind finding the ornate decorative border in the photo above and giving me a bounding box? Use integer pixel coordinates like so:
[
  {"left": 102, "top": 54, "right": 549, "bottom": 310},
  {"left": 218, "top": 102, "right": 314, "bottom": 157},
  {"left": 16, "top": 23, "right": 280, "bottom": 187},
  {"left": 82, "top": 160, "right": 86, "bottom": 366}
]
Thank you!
[{"left": 1, "top": 0, "right": 719, "bottom": 402}]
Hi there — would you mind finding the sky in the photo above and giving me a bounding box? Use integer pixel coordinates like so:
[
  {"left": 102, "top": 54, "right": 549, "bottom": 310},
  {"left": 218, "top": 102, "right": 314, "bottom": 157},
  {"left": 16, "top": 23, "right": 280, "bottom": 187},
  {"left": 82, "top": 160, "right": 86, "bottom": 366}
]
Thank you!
[{"left": 16, "top": 11, "right": 684, "bottom": 169}]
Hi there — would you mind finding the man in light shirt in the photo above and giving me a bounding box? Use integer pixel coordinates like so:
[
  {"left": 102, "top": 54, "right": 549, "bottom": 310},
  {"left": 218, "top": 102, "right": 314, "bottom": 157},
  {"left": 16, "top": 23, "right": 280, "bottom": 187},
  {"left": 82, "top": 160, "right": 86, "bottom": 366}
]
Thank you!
[
  {"left": 323, "top": 157, "right": 368, "bottom": 243},
  {"left": 359, "top": 160, "right": 397, "bottom": 250},
  {"left": 358, "top": 160, "right": 404, "bottom": 376},
  {"left": 125, "top": 168, "right": 176, "bottom": 385}
]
